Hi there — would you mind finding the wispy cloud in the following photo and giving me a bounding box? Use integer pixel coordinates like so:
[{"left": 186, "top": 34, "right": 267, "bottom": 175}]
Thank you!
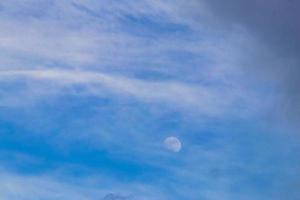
[
  {"left": 0, "top": 0, "right": 266, "bottom": 117},
  {"left": 0, "top": 68, "right": 260, "bottom": 118},
  {"left": 0, "top": 0, "right": 299, "bottom": 200},
  {"left": 0, "top": 168, "right": 167, "bottom": 200}
]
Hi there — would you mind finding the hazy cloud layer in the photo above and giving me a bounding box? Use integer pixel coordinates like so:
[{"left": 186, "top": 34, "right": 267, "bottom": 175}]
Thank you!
[
  {"left": 0, "top": 1, "right": 299, "bottom": 200},
  {"left": 202, "top": 0, "right": 300, "bottom": 121}
]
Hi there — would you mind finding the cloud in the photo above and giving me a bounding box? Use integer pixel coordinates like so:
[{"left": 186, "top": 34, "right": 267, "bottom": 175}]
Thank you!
[
  {"left": 0, "top": 171, "right": 101, "bottom": 200},
  {"left": 0, "top": 69, "right": 253, "bottom": 116},
  {"left": 0, "top": 0, "right": 206, "bottom": 71},
  {"left": 0, "top": 0, "right": 268, "bottom": 118},
  {"left": 200, "top": 0, "right": 300, "bottom": 123},
  {"left": 102, "top": 193, "right": 132, "bottom": 200},
  {"left": 0, "top": 1, "right": 299, "bottom": 199},
  {"left": 0, "top": 168, "right": 166, "bottom": 200}
]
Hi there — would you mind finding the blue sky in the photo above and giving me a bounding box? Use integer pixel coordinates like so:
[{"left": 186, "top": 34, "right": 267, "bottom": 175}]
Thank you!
[{"left": 0, "top": 1, "right": 300, "bottom": 200}]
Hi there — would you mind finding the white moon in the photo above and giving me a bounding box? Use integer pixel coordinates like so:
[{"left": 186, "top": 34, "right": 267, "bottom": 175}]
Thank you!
[{"left": 164, "top": 136, "right": 182, "bottom": 152}]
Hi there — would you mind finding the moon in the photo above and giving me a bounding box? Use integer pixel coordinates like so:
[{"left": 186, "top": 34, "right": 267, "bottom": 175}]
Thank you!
[{"left": 164, "top": 136, "right": 182, "bottom": 152}]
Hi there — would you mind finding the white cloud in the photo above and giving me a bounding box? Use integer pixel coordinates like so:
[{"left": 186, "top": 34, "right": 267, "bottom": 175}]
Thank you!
[
  {"left": 0, "top": 0, "right": 265, "bottom": 118},
  {"left": 0, "top": 69, "right": 245, "bottom": 116},
  {"left": 0, "top": 0, "right": 272, "bottom": 124},
  {"left": 0, "top": 169, "right": 166, "bottom": 200}
]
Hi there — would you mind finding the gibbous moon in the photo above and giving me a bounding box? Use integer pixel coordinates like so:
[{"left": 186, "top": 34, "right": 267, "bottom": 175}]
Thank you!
[{"left": 164, "top": 136, "right": 182, "bottom": 152}]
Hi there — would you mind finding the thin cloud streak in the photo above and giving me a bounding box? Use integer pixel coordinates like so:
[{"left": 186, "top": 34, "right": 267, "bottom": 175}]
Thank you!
[
  {"left": 0, "top": 169, "right": 165, "bottom": 200},
  {"left": 0, "top": 69, "right": 241, "bottom": 116}
]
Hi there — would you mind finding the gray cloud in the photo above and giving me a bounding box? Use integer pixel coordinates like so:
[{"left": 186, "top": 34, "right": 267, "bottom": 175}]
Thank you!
[
  {"left": 204, "top": 0, "right": 300, "bottom": 55},
  {"left": 201, "top": 0, "right": 300, "bottom": 122},
  {"left": 102, "top": 193, "right": 132, "bottom": 200}
]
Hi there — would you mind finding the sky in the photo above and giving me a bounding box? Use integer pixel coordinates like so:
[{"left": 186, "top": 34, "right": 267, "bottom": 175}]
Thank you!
[{"left": 0, "top": 0, "right": 300, "bottom": 199}]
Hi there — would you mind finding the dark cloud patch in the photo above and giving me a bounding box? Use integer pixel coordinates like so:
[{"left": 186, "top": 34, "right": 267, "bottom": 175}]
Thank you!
[
  {"left": 202, "top": 0, "right": 300, "bottom": 122},
  {"left": 205, "top": 0, "right": 300, "bottom": 57},
  {"left": 102, "top": 193, "right": 132, "bottom": 200}
]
